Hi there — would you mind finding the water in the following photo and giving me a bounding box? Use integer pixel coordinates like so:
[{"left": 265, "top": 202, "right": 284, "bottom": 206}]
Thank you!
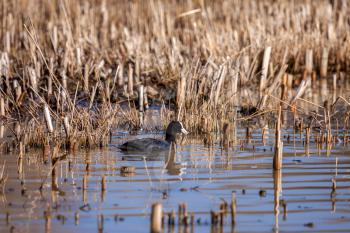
[{"left": 0, "top": 127, "right": 350, "bottom": 233}]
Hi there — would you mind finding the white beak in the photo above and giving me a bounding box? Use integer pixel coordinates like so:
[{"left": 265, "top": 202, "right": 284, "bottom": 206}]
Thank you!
[{"left": 181, "top": 128, "right": 189, "bottom": 135}]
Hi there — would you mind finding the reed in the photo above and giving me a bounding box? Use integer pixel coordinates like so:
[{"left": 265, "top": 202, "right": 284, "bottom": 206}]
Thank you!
[
  {"left": 0, "top": 0, "right": 348, "bottom": 155},
  {"left": 150, "top": 203, "right": 163, "bottom": 233}
]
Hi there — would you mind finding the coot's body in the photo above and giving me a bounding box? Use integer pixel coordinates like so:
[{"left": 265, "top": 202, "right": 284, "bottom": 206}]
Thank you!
[
  {"left": 118, "top": 138, "right": 170, "bottom": 152},
  {"left": 118, "top": 121, "right": 188, "bottom": 152}
]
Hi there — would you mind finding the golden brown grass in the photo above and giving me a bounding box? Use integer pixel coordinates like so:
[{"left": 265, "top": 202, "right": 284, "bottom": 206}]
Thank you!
[{"left": 0, "top": 0, "right": 350, "bottom": 151}]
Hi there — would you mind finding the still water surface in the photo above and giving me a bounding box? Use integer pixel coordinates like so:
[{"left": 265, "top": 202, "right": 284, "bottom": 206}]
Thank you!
[{"left": 0, "top": 127, "right": 349, "bottom": 233}]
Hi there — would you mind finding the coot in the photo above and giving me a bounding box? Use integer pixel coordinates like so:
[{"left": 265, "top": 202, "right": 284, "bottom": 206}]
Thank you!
[{"left": 118, "top": 121, "right": 188, "bottom": 152}]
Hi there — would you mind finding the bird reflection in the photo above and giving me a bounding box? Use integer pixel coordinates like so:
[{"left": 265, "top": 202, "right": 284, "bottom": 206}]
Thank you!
[{"left": 164, "top": 142, "right": 185, "bottom": 176}]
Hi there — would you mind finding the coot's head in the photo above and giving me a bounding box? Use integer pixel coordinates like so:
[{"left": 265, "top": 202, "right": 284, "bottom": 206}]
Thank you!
[{"left": 165, "top": 121, "right": 188, "bottom": 142}]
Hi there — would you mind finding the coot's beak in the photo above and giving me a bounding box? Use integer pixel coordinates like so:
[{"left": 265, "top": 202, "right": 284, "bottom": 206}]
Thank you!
[{"left": 181, "top": 127, "right": 189, "bottom": 135}]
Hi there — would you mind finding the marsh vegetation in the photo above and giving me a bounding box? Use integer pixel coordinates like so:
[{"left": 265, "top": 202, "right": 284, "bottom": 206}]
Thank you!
[{"left": 0, "top": 0, "right": 350, "bottom": 232}]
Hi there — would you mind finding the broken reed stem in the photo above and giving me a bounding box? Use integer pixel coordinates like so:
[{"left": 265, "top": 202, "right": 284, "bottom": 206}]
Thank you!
[
  {"left": 273, "top": 105, "right": 283, "bottom": 170},
  {"left": 150, "top": 203, "right": 162, "bottom": 233}
]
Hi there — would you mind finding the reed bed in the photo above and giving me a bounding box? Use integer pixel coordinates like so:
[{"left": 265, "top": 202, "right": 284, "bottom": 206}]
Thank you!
[{"left": 0, "top": 0, "right": 350, "bottom": 153}]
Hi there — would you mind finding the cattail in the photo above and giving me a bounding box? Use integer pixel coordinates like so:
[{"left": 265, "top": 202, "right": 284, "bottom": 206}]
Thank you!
[{"left": 150, "top": 203, "right": 162, "bottom": 233}]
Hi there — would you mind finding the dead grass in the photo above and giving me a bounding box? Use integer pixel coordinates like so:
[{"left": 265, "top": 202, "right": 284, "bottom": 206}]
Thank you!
[{"left": 0, "top": 0, "right": 349, "bottom": 151}]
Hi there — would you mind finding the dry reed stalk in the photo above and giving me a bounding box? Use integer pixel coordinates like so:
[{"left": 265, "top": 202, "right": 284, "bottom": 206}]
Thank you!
[
  {"left": 128, "top": 64, "right": 134, "bottom": 96},
  {"left": 63, "top": 116, "right": 70, "bottom": 138},
  {"left": 320, "top": 48, "right": 329, "bottom": 79},
  {"left": 0, "top": 97, "right": 5, "bottom": 116},
  {"left": 303, "top": 49, "right": 313, "bottom": 102},
  {"left": 117, "top": 64, "right": 124, "bottom": 87},
  {"left": 138, "top": 85, "right": 144, "bottom": 127},
  {"left": 150, "top": 203, "right": 162, "bottom": 233},
  {"left": 260, "top": 46, "right": 272, "bottom": 97},
  {"left": 0, "top": 0, "right": 349, "bottom": 151},
  {"left": 332, "top": 74, "right": 337, "bottom": 102},
  {"left": 144, "top": 86, "right": 149, "bottom": 110},
  {"left": 214, "top": 65, "right": 227, "bottom": 107},
  {"left": 305, "top": 50, "right": 313, "bottom": 75},
  {"left": 84, "top": 63, "right": 90, "bottom": 93},
  {"left": 273, "top": 105, "right": 283, "bottom": 170},
  {"left": 135, "top": 57, "right": 141, "bottom": 86},
  {"left": 305, "top": 127, "right": 310, "bottom": 145},
  {"left": 28, "top": 67, "right": 38, "bottom": 95},
  {"left": 177, "top": 72, "right": 186, "bottom": 110},
  {"left": 89, "top": 82, "right": 99, "bottom": 109},
  {"left": 290, "top": 79, "right": 309, "bottom": 106},
  {"left": 44, "top": 105, "right": 54, "bottom": 133},
  {"left": 0, "top": 125, "right": 4, "bottom": 139},
  {"left": 231, "top": 192, "right": 236, "bottom": 225}
]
